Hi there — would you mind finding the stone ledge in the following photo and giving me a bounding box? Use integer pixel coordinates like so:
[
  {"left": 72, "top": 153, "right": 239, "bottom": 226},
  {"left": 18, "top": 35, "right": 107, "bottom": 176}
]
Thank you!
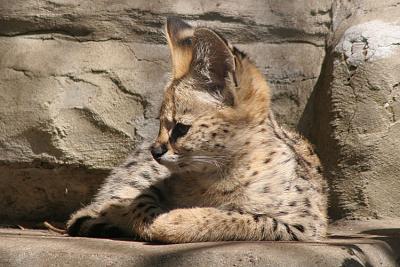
[{"left": 0, "top": 220, "right": 399, "bottom": 267}]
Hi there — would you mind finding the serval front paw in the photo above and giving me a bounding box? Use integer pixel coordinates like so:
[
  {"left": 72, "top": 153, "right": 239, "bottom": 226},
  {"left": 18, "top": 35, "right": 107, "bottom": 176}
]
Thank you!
[{"left": 67, "top": 208, "right": 124, "bottom": 238}]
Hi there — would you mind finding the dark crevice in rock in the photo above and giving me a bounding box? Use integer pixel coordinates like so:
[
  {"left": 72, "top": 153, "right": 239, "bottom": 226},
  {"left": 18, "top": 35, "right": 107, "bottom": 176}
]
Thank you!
[
  {"left": 84, "top": 68, "right": 152, "bottom": 119},
  {"left": 67, "top": 76, "right": 97, "bottom": 87},
  {"left": 0, "top": 159, "right": 111, "bottom": 171},
  {"left": 278, "top": 39, "right": 325, "bottom": 47},
  {"left": 108, "top": 75, "right": 151, "bottom": 119},
  {"left": 121, "top": 43, "right": 168, "bottom": 66},
  {"left": 269, "top": 76, "right": 318, "bottom": 85},
  {"left": 7, "top": 67, "right": 35, "bottom": 78},
  {"left": 72, "top": 106, "right": 133, "bottom": 140},
  {"left": 0, "top": 25, "right": 93, "bottom": 38},
  {"left": 194, "top": 11, "right": 255, "bottom": 25}
]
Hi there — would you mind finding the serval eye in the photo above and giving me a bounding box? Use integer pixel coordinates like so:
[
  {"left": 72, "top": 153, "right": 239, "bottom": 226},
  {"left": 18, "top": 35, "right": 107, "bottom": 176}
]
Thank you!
[{"left": 170, "top": 123, "right": 191, "bottom": 142}]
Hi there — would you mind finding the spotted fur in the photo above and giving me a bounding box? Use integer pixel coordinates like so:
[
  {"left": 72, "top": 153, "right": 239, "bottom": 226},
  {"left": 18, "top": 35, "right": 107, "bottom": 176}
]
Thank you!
[{"left": 67, "top": 18, "right": 328, "bottom": 243}]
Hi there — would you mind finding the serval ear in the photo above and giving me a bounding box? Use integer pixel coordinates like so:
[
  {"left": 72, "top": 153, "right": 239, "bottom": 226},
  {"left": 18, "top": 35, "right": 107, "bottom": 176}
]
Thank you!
[
  {"left": 165, "top": 17, "right": 194, "bottom": 79},
  {"left": 191, "top": 28, "right": 236, "bottom": 105}
]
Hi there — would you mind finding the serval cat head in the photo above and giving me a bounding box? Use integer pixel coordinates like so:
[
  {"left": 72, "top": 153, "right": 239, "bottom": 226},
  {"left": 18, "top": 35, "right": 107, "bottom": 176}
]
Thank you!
[{"left": 150, "top": 18, "right": 271, "bottom": 175}]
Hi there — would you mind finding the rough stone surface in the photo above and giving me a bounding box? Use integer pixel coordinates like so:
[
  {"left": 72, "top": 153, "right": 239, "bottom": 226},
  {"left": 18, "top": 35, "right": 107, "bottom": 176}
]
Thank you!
[
  {"left": 0, "top": 0, "right": 331, "bottom": 223},
  {"left": 0, "top": 220, "right": 399, "bottom": 267},
  {"left": 305, "top": 3, "right": 400, "bottom": 219}
]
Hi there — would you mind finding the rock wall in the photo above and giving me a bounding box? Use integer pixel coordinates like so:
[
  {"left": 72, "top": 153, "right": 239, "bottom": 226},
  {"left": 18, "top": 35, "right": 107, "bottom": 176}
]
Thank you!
[
  {"left": 306, "top": 1, "right": 400, "bottom": 219},
  {"left": 0, "top": 0, "right": 399, "bottom": 223}
]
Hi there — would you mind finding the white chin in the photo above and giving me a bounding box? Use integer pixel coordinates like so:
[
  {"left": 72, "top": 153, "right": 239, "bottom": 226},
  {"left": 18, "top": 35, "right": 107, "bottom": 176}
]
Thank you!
[
  {"left": 159, "top": 159, "right": 192, "bottom": 173},
  {"left": 158, "top": 157, "right": 180, "bottom": 170}
]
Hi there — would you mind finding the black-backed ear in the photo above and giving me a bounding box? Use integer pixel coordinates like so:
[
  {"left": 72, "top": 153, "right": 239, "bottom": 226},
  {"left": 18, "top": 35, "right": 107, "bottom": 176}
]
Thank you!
[
  {"left": 165, "top": 17, "right": 194, "bottom": 79},
  {"left": 191, "top": 28, "right": 236, "bottom": 105}
]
